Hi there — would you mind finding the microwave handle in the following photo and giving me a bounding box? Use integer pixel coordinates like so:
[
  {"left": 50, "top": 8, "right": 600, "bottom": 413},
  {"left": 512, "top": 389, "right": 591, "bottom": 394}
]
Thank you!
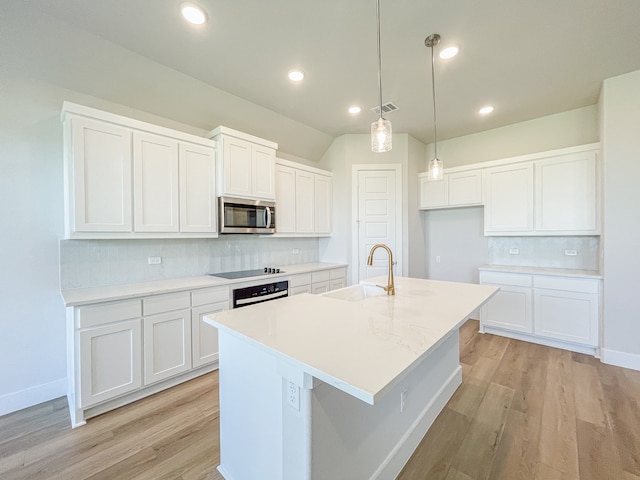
[{"left": 265, "top": 206, "right": 272, "bottom": 228}]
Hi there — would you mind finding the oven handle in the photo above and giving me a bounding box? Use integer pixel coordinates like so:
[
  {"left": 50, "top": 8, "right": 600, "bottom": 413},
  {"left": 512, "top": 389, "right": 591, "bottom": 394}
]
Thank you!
[
  {"left": 235, "top": 289, "right": 288, "bottom": 306},
  {"left": 265, "top": 206, "right": 272, "bottom": 228}
]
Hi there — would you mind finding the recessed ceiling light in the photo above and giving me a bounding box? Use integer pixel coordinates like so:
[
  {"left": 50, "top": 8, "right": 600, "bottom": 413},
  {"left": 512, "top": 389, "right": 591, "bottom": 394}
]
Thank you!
[
  {"left": 180, "top": 2, "right": 208, "bottom": 25},
  {"left": 288, "top": 70, "right": 305, "bottom": 82},
  {"left": 439, "top": 45, "right": 460, "bottom": 59},
  {"left": 348, "top": 106, "right": 362, "bottom": 114},
  {"left": 479, "top": 105, "right": 494, "bottom": 115}
]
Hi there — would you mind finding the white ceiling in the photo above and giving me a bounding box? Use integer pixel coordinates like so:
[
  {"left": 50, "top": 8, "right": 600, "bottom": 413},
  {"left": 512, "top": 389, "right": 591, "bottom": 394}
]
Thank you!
[{"left": 6, "top": 0, "right": 640, "bottom": 157}]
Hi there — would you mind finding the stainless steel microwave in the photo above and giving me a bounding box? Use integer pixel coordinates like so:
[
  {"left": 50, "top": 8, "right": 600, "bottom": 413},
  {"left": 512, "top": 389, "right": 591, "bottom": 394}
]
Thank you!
[{"left": 219, "top": 197, "right": 276, "bottom": 234}]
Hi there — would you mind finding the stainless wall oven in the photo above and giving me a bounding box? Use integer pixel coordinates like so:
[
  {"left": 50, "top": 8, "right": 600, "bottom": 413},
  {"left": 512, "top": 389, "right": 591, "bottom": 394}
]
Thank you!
[{"left": 219, "top": 197, "right": 276, "bottom": 234}]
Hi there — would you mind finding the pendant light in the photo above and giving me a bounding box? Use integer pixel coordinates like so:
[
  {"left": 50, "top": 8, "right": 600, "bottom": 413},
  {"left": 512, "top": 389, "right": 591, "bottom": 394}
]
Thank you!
[
  {"left": 425, "top": 33, "right": 443, "bottom": 180},
  {"left": 371, "top": 0, "right": 392, "bottom": 152}
]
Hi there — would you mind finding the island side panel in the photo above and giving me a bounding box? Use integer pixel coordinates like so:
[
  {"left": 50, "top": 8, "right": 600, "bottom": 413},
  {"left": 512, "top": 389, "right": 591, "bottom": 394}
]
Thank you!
[
  {"left": 216, "top": 330, "right": 284, "bottom": 480},
  {"left": 310, "top": 331, "right": 461, "bottom": 480}
]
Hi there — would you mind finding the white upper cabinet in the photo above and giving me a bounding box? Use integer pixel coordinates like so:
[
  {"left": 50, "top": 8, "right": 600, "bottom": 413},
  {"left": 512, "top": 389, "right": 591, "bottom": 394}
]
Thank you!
[
  {"left": 179, "top": 143, "right": 217, "bottom": 233},
  {"left": 210, "top": 126, "right": 277, "bottom": 201},
  {"left": 534, "top": 151, "right": 599, "bottom": 234},
  {"left": 483, "top": 163, "right": 535, "bottom": 234},
  {"left": 419, "top": 169, "right": 482, "bottom": 210},
  {"left": 67, "top": 117, "right": 133, "bottom": 233},
  {"left": 274, "top": 158, "right": 333, "bottom": 236},
  {"left": 133, "top": 132, "right": 180, "bottom": 233},
  {"left": 62, "top": 102, "right": 217, "bottom": 239}
]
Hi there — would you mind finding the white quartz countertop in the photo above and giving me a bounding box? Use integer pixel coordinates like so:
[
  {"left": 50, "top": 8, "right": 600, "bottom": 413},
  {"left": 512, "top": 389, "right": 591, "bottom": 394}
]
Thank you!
[
  {"left": 61, "top": 262, "right": 347, "bottom": 306},
  {"left": 478, "top": 264, "right": 602, "bottom": 279},
  {"left": 205, "top": 277, "right": 498, "bottom": 405}
]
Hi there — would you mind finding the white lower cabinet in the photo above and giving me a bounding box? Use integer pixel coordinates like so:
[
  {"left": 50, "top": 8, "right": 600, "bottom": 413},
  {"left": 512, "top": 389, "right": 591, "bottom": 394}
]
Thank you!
[
  {"left": 191, "top": 285, "right": 229, "bottom": 368},
  {"left": 289, "top": 267, "right": 347, "bottom": 296},
  {"left": 79, "top": 318, "right": 142, "bottom": 408},
  {"left": 143, "top": 308, "right": 192, "bottom": 385},
  {"left": 480, "top": 269, "right": 601, "bottom": 354}
]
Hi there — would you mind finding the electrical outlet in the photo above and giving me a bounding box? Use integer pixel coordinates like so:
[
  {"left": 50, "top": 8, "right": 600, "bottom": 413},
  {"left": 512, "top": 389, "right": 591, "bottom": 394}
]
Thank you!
[
  {"left": 147, "top": 256, "right": 162, "bottom": 265},
  {"left": 435, "top": 255, "right": 441, "bottom": 264},
  {"left": 287, "top": 381, "right": 300, "bottom": 411},
  {"left": 400, "top": 389, "right": 407, "bottom": 413},
  {"left": 292, "top": 248, "right": 300, "bottom": 255},
  {"left": 509, "top": 248, "right": 520, "bottom": 255},
  {"left": 564, "top": 250, "right": 578, "bottom": 256}
]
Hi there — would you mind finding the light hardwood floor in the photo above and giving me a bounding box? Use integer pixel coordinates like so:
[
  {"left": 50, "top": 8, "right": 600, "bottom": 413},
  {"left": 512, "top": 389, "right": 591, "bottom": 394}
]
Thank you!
[{"left": 1, "top": 320, "right": 639, "bottom": 479}]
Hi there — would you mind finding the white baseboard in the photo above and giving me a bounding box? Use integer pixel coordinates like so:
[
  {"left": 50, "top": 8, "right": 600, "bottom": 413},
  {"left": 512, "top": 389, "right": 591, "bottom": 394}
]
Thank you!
[
  {"left": 372, "top": 366, "right": 463, "bottom": 480},
  {"left": 601, "top": 348, "right": 640, "bottom": 371},
  {"left": 0, "top": 378, "right": 67, "bottom": 417}
]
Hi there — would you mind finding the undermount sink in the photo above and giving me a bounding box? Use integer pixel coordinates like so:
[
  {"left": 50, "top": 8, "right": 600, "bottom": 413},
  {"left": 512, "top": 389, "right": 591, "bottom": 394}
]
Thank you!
[{"left": 322, "top": 283, "right": 389, "bottom": 302}]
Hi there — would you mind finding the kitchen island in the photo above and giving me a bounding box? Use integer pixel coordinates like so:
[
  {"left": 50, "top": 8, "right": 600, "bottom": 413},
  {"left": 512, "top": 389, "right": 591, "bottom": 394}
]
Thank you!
[{"left": 205, "top": 277, "right": 498, "bottom": 480}]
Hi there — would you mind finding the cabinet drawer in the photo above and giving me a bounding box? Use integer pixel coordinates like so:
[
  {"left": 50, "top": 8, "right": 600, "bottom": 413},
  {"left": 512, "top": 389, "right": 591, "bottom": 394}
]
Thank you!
[
  {"left": 312, "top": 270, "right": 331, "bottom": 283},
  {"left": 143, "top": 292, "right": 191, "bottom": 316},
  {"left": 290, "top": 285, "right": 312, "bottom": 296},
  {"left": 289, "top": 273, "right": 312, "bottom": 288},
  {"left": 480, "top": 271, "right": 532, "bottom": 287},
  {"left": 533, "top": 275, "right": 600, "bottom": 294},
  {"left": 77, "top": 299, "right": 142, "bottom": 329},
  {"left": 192, "top": 287, "right": 229, "bottom": 307},
  {"left": 329, "top": 268, "right": 346, "bottom": 280}
]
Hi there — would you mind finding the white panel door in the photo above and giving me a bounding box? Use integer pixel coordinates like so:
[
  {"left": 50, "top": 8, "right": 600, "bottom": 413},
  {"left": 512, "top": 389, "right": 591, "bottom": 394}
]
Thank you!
[
  {"left": 448, "top": 170, "right": 482, "bottom": 206},
  {"left": 314, "top": 174, "right": 332, "bottom": 234},
  {"left": 275, "top": 163, "right": 297, "bottom": 233},
  {"left": 534, "top": 289, "right": 598, "bottom": 346},
  {"left": 480, "top": 286, "right": 533, "bottom": 333},
  {"left": 192, "top": 302, "right": 227, "bottom": 368},
  {"left": 133, "top": 132, "right": 179, "bottom": 232},
  {"left": 535, "top": 152, "right": 598, "bottom": 233},
  {"left": 357, "top": 170, "right": 397, "bottom": 282},
  {"left": 71, "top": 117, "right": 133, "bottom": 232},
  {"left": 484, "top": 163, "right": 534, "bottom": 234},
  {"left": 179, "top": 143, "right": 216, "bottom": 233},
  {"left": 295, "top": 170, "right": 315, "bottom": 233},
  {"left": 252, "top": 144, "right": 276, "bottom": 200},
  {"left": 143, "top": 309, "right": 192, "bottom": 385},
  {"left": 419, "top": 176, "right": 448, "bottom": 209}
]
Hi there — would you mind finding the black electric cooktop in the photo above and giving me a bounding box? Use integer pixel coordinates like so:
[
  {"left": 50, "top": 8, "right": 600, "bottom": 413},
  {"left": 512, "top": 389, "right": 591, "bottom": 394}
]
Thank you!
[{"left": 210, "top": 268, "right": 284, "bottom": 279}]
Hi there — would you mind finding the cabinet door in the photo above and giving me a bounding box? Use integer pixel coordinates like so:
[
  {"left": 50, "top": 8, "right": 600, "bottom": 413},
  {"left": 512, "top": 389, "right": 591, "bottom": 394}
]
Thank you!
[
  {"left": 290, "top": 285, "right": 312, "bottom": 295},
  {"left": 419, "top": 176, "right": 448, "bottom": 209},
  {"left": 70, "top": 117, "right": 133, "bottom": 232},
  {"left": 179, "top": 143, "right": 216, "bottom": 233},
  {"left": 535, "top": 151, "right": 599, "bottom": 233},
  {"left": 79, "top": 319, "right": 142, "bottom": 408},
  {"left": 143, "top": 309, "right": 192, "bottom": 385},
  {"left": 329, "top": 278, "right": 346, "bottom": 291},
  {"left": 311, "top": 281, "right": 330, "bottom": 295},
  {"left": 275, "top": 164, "right": 297, "bottom": 233},
  {"left": 484, "top": 163, "right": 534, "bottom": 234},
  {"left": 296, "top": 170, "right": 315, "bottom": 233},
  {"left": 133, "top": 132, "right": 179, "bottom": 232},
  {"left": 222, "top": 136, "right": 253, "bottom": 197},
  {"left": 448, "top": 170, "right": 482, "bottom": 206},
  {"left": 252, "top": 145, "right": 276, "bottom": 200},
  {"left": 192, "top": 301, "right": 227, "bottom": 368},
  {"left": 314, "top": 174, "right": 332, "bottom": 234},
  {"left": 480, "top": 285, "right": 533, "bottom": 333},
  {"left": 534, "top": 289, "right": 598, "bottom": 346}
]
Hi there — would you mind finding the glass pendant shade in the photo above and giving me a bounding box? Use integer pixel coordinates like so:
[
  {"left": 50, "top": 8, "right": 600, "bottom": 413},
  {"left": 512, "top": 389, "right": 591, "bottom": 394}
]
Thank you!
[
  {"left": 428, "top": 157, "right": 443, "bottom": 181},
  {"left": 371, "top": 117, "right": 392, "bottom": 152}
]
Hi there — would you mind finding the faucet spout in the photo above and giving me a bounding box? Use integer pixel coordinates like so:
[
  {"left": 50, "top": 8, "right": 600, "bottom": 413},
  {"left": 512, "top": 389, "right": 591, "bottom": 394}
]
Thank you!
[{"left": 366, "top": 244, "right": 395, "bottom": 295}]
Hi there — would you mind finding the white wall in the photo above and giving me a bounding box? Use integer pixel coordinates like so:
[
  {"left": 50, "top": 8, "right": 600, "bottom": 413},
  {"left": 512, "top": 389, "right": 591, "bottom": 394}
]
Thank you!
[
  {"left": 600, "top": 69, "right": 640, "bottom": 370},
  {"left": 318, "top": 134, "right": 427, "bottom": 282}
]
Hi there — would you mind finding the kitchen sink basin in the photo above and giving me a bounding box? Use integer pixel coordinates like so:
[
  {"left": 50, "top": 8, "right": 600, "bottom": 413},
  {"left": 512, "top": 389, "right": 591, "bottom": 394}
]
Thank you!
[{"left": 322, "top": 283, "right": 389, "bottom": 302}]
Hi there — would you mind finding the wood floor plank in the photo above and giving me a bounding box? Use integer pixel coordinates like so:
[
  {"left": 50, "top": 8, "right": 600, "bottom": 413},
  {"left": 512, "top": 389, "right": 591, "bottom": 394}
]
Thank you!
[
  {"left": 538, "top": 348, "right": 580, "bottom": 477},
  {"left": 572, "top": 361, "right": 607, "bottom": 427},
  {"left": 490, "top": 407, "right": 540, "bottom": 480},
  {"left": 449, "top": 382, "right": 514, "bottom": 480},
  {"left": 576, "top": 418, "right": 624, "bottom": 480},
  {"left": 534, "top": 461, "right": 571, "bottom": 480}
]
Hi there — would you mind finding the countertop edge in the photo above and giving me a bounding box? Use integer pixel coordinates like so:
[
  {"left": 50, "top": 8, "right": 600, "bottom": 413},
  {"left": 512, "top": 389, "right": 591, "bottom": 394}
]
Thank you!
[{"left": 478, "top": 264, "right": 603, "bottom": 279}]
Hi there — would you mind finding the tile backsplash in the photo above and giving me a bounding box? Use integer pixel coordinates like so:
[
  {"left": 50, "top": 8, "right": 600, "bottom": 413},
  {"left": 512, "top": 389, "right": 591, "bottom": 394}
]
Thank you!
[
  {"left": 60, "top": 236, "right": 319, "bottom": 289},
  {"left": 487, "top": 236, "right": 599, "bottom": 270}
]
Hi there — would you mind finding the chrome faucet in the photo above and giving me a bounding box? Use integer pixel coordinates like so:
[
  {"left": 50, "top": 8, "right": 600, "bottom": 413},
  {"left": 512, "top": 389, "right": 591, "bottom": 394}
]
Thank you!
[{"left": 366, "top": 244, "right": 395, "bottom": 295}]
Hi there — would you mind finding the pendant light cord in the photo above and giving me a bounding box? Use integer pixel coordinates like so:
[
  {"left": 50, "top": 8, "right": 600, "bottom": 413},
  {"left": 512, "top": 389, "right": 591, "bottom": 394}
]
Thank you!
[
  {"left": 376, "top": 0, "right": 383, "bottom": 120},
  {"left": 430, "top": 42, "right": 437, "bottom": 159}
]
